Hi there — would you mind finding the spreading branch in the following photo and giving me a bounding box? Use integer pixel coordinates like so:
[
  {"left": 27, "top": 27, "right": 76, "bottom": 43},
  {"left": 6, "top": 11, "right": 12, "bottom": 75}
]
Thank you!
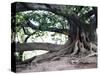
[
  {"left": 15, "top": 2, "right": 68, "bottom": 18},
  {"left": 16, "top": 42, "right": 63, "bottom": 52}
]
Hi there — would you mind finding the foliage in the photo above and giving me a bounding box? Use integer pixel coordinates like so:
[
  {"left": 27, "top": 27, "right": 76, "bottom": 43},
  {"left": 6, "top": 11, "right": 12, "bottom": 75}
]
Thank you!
[{"left": 13, "top": 5, "right": 97, "bottom": 61}]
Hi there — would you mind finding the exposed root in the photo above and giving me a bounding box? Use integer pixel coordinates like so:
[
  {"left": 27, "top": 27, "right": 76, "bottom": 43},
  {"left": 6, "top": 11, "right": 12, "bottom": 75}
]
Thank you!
[
  {"left": 16, "top": 30, "right": 97, "bottom": 65},
  {"left": 70, "top": 40, "right": 79, "bottom": 55},
  {"left": 70, "top": 56, "right": 97, "bottom": 64},
  {"left": 90, "top": 42, "right": 97, "bottom": 52},
  {"left": 18, "top": 40, "right": 97, "bottom": 65},
  {"left": 16, "top": 56, "right": 97, "bottom": 72},
  {"left": 69, "top": 51, "right": 97, "bottom": 64}
]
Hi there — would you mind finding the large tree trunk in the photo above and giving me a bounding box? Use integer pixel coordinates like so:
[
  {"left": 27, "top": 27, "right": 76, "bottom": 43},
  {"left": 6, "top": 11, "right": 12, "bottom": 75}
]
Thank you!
[{"left": 14, "top": 2, "right": 97, "bottom": 67}]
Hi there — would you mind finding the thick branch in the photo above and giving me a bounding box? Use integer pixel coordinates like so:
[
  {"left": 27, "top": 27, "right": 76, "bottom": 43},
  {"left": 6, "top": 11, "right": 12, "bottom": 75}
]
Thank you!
[
  {"left": 15, "top": 2, "right": 49, "bottom": 12},
  {"left": 15, "top": 2, "right": 97, "bottom": 31},
  {"left": 16, "top": 42, "right": 63, "bottom": 52},
  {"left": 15, "top": 2, "right": 67, "bottom": 18},
  {"left": 15, "top": 2, "right": 88, "bottom": 34}
]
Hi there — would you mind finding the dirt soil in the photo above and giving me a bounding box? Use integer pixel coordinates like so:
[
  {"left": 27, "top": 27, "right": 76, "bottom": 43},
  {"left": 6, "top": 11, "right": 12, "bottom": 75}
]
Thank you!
[{"left": 16, "top": 56, "right": 97, "bottom": 73}]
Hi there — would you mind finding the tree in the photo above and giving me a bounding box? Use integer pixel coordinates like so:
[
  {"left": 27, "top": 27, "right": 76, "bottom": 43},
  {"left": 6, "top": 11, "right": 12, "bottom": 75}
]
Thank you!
[{"left": 11, "top": 2, "right": 97, "bottom": 65}]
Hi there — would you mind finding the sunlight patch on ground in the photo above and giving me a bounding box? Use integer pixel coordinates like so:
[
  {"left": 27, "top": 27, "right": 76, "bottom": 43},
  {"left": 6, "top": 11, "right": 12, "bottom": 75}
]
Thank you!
[{"left": 22, "top": 50, "right": 48, "bottom": 61}]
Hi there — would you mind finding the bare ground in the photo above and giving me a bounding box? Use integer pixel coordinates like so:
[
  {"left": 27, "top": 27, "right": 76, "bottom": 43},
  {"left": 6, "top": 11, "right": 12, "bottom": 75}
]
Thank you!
[{"left": 16, "top": 56, "right": 97, "bottom": 73}]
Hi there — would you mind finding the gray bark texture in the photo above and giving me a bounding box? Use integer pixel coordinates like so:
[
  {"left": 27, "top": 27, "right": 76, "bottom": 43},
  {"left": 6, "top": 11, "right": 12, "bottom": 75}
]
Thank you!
[{"left": 12, "top": 2, "right": 97, "bottom": 72}]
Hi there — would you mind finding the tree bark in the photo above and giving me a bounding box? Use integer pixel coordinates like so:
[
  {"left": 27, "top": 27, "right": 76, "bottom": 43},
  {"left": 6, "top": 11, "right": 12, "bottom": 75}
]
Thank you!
[
  {"left": 14, "top": 2, "right": 97, "bottom": 65},
  {"left": 16, "top": 42, "right": 63, "bottom": 52}
]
